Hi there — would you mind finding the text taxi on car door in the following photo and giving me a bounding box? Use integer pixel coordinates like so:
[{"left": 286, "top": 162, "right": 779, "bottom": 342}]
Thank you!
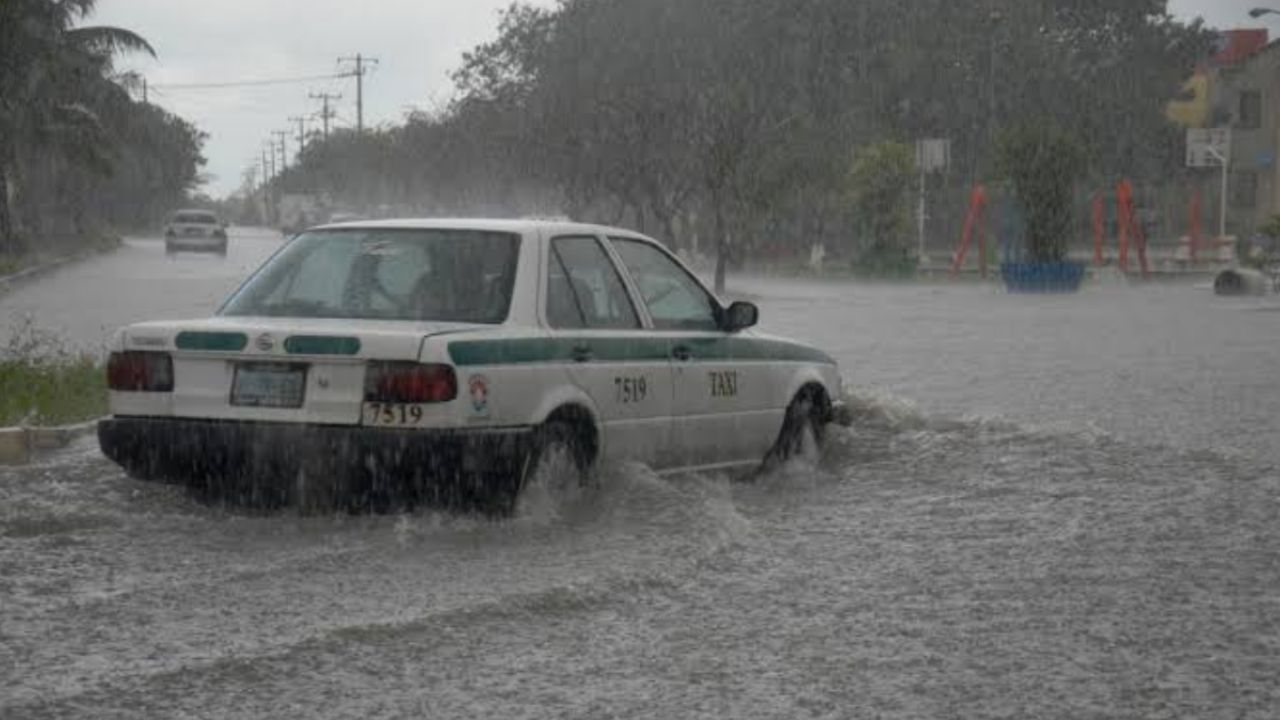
[{"left": 98, "top": 219, "right": 851, "bottom": 513}]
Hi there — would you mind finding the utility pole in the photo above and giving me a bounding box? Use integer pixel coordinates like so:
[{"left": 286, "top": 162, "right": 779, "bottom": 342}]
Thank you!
[
  {"left": 272, "top": 130, "right": 289, "bottom": 173},
  {"left": 309, "top": 92, "right": 341, "bottom": 139},
  {"left": 262, "top": 147, "right": 273, "bottom": 224},
  {"left": 338, "top": 54, "right": 378, "bottom": 133},
  {"left": 288, "top": 116, "right": 308, "bottom": 159},
  {"left": 142, "top": 77, "right": 148, "bottom": 104},
  {"left": 264, "top": 143, "right": 275, "bottom": 181}
]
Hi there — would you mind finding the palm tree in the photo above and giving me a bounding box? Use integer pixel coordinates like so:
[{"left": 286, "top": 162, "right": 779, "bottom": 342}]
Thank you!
[{"left": 0, "top": 0, "right": 155, "bottom": 254}]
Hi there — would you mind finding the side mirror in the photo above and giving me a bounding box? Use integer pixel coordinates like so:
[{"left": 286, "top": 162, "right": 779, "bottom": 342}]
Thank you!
[{"left": 722, "top": 301, "right": 759, "bottom": 332}]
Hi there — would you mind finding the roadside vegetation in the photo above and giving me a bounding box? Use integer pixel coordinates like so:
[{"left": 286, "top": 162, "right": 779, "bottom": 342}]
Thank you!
[
  {"left": 0, "top": 317, "right": 105, "bottom": 427},
  {"left": 260, "top": 0, "right": 1211, "bottom": 284},
  {"left": 0, "top": 0, "right": 206, "bottom": 261}
]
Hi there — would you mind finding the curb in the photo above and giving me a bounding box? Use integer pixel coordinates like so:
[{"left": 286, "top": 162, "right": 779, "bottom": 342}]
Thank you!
[
  {"left": 0, "top": 418, "right": 101, "bottom": 466},
  {"left": 0, "top": 242, "right": 119, "bottom": 297}
]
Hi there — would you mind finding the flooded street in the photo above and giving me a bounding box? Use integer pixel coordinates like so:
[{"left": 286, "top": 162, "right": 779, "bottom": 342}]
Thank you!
[{"left": 3, "top": 244, "right": 1280, "bottom": 718}]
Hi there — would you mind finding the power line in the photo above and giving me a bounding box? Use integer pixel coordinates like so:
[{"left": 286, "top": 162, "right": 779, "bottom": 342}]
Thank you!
[{"left": 152, "top": 71, "right": 354, "bottom": 91}]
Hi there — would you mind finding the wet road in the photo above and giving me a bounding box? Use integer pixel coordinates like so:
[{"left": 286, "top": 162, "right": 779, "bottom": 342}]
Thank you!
[
  {"left": 2, "top": 242, "right": 1279, "bottom": 719},
  {"left": 0, "top": 227, "right": 286, "bottom": 353}
]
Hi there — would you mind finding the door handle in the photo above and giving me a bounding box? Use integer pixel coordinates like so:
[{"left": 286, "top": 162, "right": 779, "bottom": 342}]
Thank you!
[
  {"left": 571, "top": 344, "right": 593, "bottom": 363},
  {"left": 672, "top": 344, "right": 693, "bottom": 361}
]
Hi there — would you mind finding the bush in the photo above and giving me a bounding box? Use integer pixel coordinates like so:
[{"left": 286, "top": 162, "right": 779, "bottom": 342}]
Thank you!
[
  {"left": 0, "top": 317, "right": 106, "bottom": 426},
  {"left": 996, "top": 122, "right": 1087, "bottom": 263},
  {"left": 847, "top": 141, "right": 916, "bottom": 274}
]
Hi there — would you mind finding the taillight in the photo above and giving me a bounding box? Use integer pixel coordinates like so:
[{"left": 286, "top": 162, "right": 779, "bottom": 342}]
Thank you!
[
  {"left": 107, "top": 352, "right": 174, "bottom": 392},
  {"left": 364, "top": 362, "right": 457, "bottom": 404}
]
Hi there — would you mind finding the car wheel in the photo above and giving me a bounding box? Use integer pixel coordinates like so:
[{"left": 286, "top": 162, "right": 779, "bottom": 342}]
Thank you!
[
  {"left": 489, "top": 421, "right": 590, "bottom": 517},
  {"left": 764, "top": 390, "right": 828, "bottom": 469}
]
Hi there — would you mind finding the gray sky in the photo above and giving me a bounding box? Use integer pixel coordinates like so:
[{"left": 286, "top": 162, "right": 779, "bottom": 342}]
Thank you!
[{"left": 95, "top": 0, "right": 1269, "bottom": 199}]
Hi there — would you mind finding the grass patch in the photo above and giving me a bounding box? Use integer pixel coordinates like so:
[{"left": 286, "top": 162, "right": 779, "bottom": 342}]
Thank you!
[
  {"left": 0, "top": 255, "right": 21, "bottom": 276},
  {"left": 0, "top": 317, "right": 106, "bottom": 426}
]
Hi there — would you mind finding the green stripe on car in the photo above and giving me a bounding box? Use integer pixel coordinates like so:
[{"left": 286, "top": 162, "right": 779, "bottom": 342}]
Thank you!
[
  {"left": 175, "top": 331, "right": 248, "bottom": 352},
  {"left": 448, "top": 336, "right": 834, "bottom": 366},
  {"left": 284, "top": 335, "right": 362, "bottom": 355}
]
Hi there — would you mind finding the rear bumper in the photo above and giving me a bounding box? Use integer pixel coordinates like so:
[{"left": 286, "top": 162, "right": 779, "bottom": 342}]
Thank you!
[
  {"left": 98, "top": 416, "right": 534, "bottom": 508},
  {"left": 165, "top": 236, "right": 226, "bottom": 251}
]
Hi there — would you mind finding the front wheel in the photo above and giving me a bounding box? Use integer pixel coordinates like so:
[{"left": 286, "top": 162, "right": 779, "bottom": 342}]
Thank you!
[{"left": 763, "top": 392, "right": 828, "bottom": 469}]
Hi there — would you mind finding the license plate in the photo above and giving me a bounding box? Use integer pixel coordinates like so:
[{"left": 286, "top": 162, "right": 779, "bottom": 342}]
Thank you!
[
  {"left": 183, "top": 227, "right": 204, "bottom": 236},
  {"left": 363, "top": 402, "right": 428, "bottom": 427},
  {"left": 231, "top": 363, "right": 307, "bottom": 408}
]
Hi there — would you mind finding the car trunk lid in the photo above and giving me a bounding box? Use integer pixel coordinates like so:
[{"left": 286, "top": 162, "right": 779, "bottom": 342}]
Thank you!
[{"left": 119, "top": 317, "right": 484, "bottom": 425}]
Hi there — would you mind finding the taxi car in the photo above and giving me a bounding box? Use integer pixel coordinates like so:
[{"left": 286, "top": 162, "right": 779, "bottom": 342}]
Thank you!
[
  {"left": 164, "top": 209, "right": 228, "bottom": 256},
  {"left": 99, "top": 219, "right": 849, "bottom": 512}
]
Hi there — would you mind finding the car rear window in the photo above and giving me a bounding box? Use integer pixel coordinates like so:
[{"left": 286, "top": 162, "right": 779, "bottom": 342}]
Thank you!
[
  {"left": 172, "top": 212, "right": 219, "bottom": 225},
  {"left": 220, "top": 228, "right": 520, "bottom": 323}
]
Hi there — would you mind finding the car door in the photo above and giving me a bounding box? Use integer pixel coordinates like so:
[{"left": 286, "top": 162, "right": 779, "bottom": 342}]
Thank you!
[
  {"left": 608, "top": 237, "right": 775, "bottom": 469},
  {"left": 543, "top": 234, "right": 675, "bottom": 467}
]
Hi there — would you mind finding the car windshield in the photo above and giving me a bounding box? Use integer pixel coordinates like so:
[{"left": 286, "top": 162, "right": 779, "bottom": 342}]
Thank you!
[
  {"left": 172, "top": 212, "right": 218, "bottom": 225},
  {"left": 220, "top": 228, "right": 519, "bottom": 323}
]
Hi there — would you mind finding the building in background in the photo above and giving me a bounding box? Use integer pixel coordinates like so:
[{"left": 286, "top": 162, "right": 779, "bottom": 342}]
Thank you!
[
  {"left": 1169, "top": 29, "right": 1280, "bottom": 238},
  {"left": 1213, "top": 31, "right": 1280, "bottom": 237}
]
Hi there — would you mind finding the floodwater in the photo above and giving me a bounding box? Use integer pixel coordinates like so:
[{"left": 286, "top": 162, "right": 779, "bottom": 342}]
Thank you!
[{"left": 2, "top": 232, "right": 1279, "bottom": 718}]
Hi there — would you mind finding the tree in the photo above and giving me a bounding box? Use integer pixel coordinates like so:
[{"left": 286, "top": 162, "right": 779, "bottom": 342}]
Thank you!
[
  {"left": 0, "top": 0, "right": 204, "bottom": 253},
  {"left": 996, "top": 121, "right": 1088, "bottom": 262},
  {"left": 281, "top": 0, "right": 1211, "bottom": 277}
]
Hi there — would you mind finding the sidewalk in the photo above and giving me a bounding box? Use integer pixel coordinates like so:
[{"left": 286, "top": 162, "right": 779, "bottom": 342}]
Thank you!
[
  {"left": 0, "top": 420, "right": 100, "bottom": 465},
  {"left": 0, "top": 237, "right": 122, "bottom": 296}
]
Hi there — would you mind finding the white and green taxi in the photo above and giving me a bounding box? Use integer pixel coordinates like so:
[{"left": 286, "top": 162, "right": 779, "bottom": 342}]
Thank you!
[{"left": 99, "top": 219, "right": 848, "bottom": 512}]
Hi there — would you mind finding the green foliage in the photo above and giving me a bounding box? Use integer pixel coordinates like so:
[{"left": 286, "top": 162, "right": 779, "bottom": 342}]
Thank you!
[
  {"left": 996, "top": 122, "right": 1088, "bottom": 263},
  {"left": 0, "top": 0, "right": 204, "bottom": 251},
  {"left": 847, "top": 141, "right": 915, "bottom": 270},
  {"left": 275, "top": 0, "right": 1209, "bottom": 274},
  {"left": 1259, "top": 215, "right": 1280, "bottom": 240},
  {"left": 0, "top": 317, "right": 105, "bottom": 426}
]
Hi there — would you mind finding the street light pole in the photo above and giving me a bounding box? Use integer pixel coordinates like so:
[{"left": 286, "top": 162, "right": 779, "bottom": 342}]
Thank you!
[{"left": 1208, "top": 146, "right": 1230, "bottom": 240}]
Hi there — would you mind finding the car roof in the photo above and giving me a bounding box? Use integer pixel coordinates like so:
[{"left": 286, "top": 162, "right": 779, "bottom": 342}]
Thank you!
[
  {"left": 309, "top": 217, "right": 656, "bottom": 242},
  {"left": 170, "top": 209, "right": 218, "bottom": 218}
]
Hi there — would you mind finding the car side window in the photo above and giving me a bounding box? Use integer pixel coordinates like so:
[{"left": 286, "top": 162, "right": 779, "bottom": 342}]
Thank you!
[
  {"left": 546, "top": 236, "right": 640, "bottom": 330},
  {"left": 610, "top": 238, "right": 720, "bottom": 331}
]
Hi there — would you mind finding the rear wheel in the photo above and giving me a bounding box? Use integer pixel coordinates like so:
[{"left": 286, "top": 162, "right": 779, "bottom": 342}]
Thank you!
[{"left": 486, "top": 420, "right": 590, "bottom": 517}]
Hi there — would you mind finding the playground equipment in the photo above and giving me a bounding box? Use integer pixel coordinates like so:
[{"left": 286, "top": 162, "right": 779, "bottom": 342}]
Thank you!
[
  {"left": 949, "top": 185, "right": 988, "bottom": 279},
  {"left": 1114, "top": 179, "right": 1151, "bottom": 279},
  {"left": 952, "top": 179, "right": 1234, "bottom": 280}
]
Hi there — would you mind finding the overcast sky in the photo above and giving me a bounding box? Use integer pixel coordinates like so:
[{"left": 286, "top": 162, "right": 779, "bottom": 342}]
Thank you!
[{"left": 94, "top": 0, "right": 1271, "bottom": 198}]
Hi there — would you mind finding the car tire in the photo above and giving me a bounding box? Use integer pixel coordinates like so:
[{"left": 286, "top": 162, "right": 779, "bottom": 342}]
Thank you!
[
  {"left": 764, "top": 389, "right": 828, "bottom": 469},
  {"left": 487, "top": 420, "right": 590, "bottom": 517}
]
